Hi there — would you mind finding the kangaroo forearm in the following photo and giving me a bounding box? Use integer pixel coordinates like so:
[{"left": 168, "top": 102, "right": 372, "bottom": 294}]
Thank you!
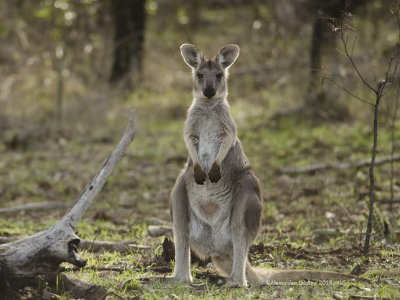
[
  {"left": 187, "top": 143, "right": 200, "bottom": 163},
  {"left": 184, "top": 135, "right": 200, "bottom": 163},
  {"left": 215, "top": 134, "right": 235, "bottom": 163}
]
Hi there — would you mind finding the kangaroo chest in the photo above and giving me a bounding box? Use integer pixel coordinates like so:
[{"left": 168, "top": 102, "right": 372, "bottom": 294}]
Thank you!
[{"left": 197, "top": 114, "right": 221, "bottom": 173}]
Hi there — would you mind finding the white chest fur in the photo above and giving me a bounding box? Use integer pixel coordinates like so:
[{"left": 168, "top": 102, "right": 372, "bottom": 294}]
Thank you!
[{"left": 197, "top": 114, "right": 221, "bottom": 173}]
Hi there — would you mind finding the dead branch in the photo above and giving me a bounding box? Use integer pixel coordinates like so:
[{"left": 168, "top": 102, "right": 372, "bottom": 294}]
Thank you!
[
  {"left": 79, "top": 240, "right": 151, "bottom": 254},
  {"left": 61, "top": 111, "right": 137, "bottom": 229},
  {"left": 50, "top": 273, "right": 108, "bottom": 300},
  {"left": 0, "top": 201, "right": 69, "bottom": 215},
  {"left": 340, "top": 30, "right": 377, "bottom": 94},
  {"left": 379, "top": 198, "right": 400, "bottom": 204},
  {"left": 0, "top": 110, "right": 137, "bottom": 295},
  {"left": 330, "top": 77, "right": 374, "bottom": 106},
  {"left": 280, "top": 153, "right": 400, "bottom": 174},
  {"left": 147, "top": 225, "right": 172, "bottom": 237},
  {"left": 0, "top": 237, "right": 12, "bottom": 244}
]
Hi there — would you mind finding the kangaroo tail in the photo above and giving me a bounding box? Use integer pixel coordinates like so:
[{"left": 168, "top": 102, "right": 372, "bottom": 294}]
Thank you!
[{"left": 247, "top": 266, "right": 371, "bottom": 285}]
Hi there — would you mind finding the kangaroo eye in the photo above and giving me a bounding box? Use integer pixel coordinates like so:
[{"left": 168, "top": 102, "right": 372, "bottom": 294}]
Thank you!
[
  {"left": 216, "top": 73, "right": 223, "bottom": 79},
  {"left": 197, "top": 73, "right": 203, "bottom": 79}
]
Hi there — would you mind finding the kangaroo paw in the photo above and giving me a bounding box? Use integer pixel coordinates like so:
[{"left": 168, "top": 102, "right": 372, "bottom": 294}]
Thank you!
[
  {"left": 164, "top": 275, "right": 193, "bottom": 283},
  {"left": 217, "top": 276, "right": 247, "bottom": 287},
  {"left": 194, "top": 163, "right": 206, "bottom": 185},
  {"left": 208, "top": 161, "right": 221, "bottom": 183}
]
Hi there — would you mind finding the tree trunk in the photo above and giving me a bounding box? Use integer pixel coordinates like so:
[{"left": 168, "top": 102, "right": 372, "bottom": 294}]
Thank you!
[
  {"left": 308, "top": 0, "right": 346, "bottom": 93},
  {"left": 308, "top": 10, "right": 324, "bottom": 92},
  {"left": 110, "top": 0, "right": 146, "bottom": 89},
  {"left": 308, "top": 0, "right": 369, "bottom": 93}
]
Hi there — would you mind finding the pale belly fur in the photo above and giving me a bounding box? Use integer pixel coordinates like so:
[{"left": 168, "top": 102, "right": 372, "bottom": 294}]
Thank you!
[{"left": 187, "top": 180, "right": 234, "bottom": 258}]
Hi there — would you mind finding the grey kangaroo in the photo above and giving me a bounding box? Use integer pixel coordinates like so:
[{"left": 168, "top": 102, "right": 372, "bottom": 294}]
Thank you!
[{"left": 168, "top": 44, "right": 363, "bottom": 287}]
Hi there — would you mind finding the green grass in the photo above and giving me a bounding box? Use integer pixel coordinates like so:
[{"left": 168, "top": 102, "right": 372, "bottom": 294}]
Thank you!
[
  {"left": 3, "top": 87, "right": 400, "bottom": 298},
  {"left": 2, "top": 89, "right": 400, "bottom": 298}
]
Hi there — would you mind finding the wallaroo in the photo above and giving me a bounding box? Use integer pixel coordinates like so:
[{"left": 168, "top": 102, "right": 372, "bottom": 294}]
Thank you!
[{"left": 167, "top": 44, "right": 366, "bottom": 287}]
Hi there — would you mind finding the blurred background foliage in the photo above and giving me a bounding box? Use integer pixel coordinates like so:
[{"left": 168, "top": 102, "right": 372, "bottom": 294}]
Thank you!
[
  {"left": 0, "top": 0, "right": 399, "bottom": 245},
  {"left": 0, "top": 0, "right": 398, "bottom": 122}
]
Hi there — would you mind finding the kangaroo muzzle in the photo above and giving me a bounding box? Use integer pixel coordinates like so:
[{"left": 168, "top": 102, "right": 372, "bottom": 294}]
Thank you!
[{"left": 204, "top": 86, "right": 216, "bottom": 99}]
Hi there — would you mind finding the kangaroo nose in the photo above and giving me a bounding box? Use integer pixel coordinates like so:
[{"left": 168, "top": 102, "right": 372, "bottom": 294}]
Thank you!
[{"left": 204, "top": 87, "right": 216, "bottom": 99}]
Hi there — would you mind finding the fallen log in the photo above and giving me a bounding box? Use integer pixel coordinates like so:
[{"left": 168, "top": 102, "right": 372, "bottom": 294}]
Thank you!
[{"left": 0, "top": 110, "right": 137, "bottom": 297}]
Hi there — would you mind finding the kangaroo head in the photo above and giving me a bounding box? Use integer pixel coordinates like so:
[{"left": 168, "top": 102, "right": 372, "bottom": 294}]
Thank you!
[{"left": 180, "top": 44, "right": 240, "bottom": 100}]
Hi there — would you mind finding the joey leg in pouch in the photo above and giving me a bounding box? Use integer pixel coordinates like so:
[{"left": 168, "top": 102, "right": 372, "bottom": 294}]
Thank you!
[
  {"left": 208, "top": 161, "right": 221, "bottom": 183},
  {"left": 193, "top": 163, "right": 206, "bottom": 185}
]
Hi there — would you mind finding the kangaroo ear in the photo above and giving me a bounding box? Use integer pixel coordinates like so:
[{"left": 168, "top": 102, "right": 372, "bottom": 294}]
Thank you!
[
  {"left": 216, "top": 44, "right": 240, "bottom": 69},
  {"left": 180, "top": 44, "right": 203, "bottom": 69}
]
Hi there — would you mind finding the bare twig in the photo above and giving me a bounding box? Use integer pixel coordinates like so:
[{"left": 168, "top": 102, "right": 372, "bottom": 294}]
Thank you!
[
  {"left": 330, "top": 78, "right": 374, "bottom": 106},
  {"left": 364, "top": 89, "right": 382, "bottom": 256},
  {"left": 336, "top": 12, "right": 400, "bottom": 255},
  {"left": 390, "top": 85, "right": 400, "bottom": 202},
  {"left": 340, "top": 31, "right": 377, "bottom": 94},
  {"left": 350, "top": 35, "right": 357, "bottom": 58},
  {"left": 364, "top": 56, "right": 399, "bottom": 255}
]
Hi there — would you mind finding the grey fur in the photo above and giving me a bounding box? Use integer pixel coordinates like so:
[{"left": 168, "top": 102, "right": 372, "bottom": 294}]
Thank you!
[{"left": 169, "top": 44, "right": 263, "bottom": 287}]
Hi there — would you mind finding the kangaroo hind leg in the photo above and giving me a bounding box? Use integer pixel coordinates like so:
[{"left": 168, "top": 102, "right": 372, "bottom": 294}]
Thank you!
[
  {"left": 169, "top": 175, "right": 192, "bottom": 283},
  {"left": 229, "top": 173, "right": 263, "bottom": 287}
]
